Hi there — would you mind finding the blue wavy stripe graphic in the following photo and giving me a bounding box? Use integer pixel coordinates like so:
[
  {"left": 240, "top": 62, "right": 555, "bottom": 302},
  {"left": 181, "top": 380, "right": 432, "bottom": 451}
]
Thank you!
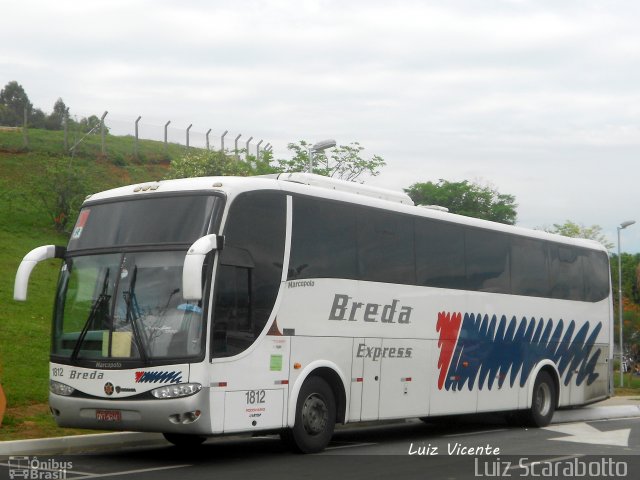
[{"left": 444, "top": 314, "right": 602, "bottom": 391}]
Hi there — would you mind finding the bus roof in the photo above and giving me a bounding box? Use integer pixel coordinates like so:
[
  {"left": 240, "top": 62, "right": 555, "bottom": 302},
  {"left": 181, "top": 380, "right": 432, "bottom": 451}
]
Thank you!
[{"left": 83, "top": 173, "right": 609, "bottom": 254}]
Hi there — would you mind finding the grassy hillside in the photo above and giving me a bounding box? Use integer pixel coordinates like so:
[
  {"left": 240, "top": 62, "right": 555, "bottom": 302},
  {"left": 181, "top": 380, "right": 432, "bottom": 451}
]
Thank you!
[
  {"left": 0, "top": 128, "right": 177, "bottom": 438},
  {"left": 0, "top": 126, "right": 188, "bottom": 164}
]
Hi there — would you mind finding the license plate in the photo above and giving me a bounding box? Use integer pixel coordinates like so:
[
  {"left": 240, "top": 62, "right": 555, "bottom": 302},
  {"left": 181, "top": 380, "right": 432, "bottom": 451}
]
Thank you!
[{"left": 96, "top": 409, "right": 122, "bottom": 422}]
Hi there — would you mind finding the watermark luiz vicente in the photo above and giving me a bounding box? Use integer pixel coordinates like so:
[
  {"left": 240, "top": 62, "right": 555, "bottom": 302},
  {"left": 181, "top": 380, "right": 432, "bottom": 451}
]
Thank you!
[{"left": 408, "top": 441, "right": 500, "bottom": 456}]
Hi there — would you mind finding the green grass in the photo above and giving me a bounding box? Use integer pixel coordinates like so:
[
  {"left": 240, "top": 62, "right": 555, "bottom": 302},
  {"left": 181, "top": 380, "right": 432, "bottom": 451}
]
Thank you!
[
  {"left": 614, "top": 370, "right": 640, "bottom": 390},
  {"left": 0, "top": 129, "right": 183, "bottom": 440},
  {"left": 0, "top": 230, "right": 66, "bottom": 405},
  {"left": 0, "top": 126, "right": 190, "bottom": 165},
  {"left": 0, "top": 159, "right": 167, "bottom": 391}
]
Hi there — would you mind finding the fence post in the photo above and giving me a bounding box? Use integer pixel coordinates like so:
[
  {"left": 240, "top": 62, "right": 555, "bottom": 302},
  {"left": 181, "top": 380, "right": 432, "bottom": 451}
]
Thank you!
[
  {"left": 206, "top": 129, "right": 212, "bottom": 150},
  {"left": 63, "top": 114, "right": 69, "bottom": 153},
  {"left": 186, "top": 124, "right": 193, "bottom": 150},
  {"left": 245, "top": 136, "right": 253, "bottom": 160},
  {"left": 164, "top": 121, "right": 171, "bottom": 155},
  {"left": 220, "top": 130, "right": 228, "bottom": 153},
  {"left": 234, "top": 134, "right": 242, "bottom": 159},
  {"left": 100, "top": 111, "right": 108, "bottom": 156},
  {"left": 22, "top": 106, "right": 29, "bottom": 149},
  {"left": 134, "top": 115, "right": 142, "bottom": 158},
  {"left": 256, "top": 139, "right": 263, "bottom": 162}
]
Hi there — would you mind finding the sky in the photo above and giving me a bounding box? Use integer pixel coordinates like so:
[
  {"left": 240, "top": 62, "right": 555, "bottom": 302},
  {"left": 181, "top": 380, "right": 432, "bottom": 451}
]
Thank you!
[{"left": 2, "top": 0, "right": 639, "bottom": 252}]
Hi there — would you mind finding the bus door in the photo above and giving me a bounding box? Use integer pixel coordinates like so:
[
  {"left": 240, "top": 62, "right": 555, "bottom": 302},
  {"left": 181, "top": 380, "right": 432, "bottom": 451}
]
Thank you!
[{"left": 350, "top": 338, "right": 382, "bottom": 422}]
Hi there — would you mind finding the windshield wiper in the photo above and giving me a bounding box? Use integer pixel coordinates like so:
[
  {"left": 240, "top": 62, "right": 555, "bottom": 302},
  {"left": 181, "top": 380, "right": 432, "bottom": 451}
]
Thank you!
[
  {"left": 71, "top": 268, "right": 111, "bottom": 363},
  {"left": 124, "top": 266, "right": 149, "bottom": 365}
]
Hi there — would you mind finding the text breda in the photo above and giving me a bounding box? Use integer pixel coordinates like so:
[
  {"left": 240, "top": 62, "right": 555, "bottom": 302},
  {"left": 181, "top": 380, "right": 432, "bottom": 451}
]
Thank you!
[{"left": 329, "top": 294, "right": 412, "bottom": 324}]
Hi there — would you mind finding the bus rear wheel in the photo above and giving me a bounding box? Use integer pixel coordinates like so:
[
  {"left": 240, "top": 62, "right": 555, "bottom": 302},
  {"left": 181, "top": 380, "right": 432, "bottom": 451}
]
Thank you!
[
  {"left": 523, "top": 371, "right": 556, "bottom": 427},
  {"left": 163, "top": 432, "right": 206, "bottom": 447},
  {"left": 282, "top": 376, "right": 336, "bottom": 453}
]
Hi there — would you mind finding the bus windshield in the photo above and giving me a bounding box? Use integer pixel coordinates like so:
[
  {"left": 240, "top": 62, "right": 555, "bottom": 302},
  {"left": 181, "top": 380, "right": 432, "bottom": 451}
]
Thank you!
[
  {"left": 53, "top": 251, "right": 205, "bottom": 363},
  {"left": 52, "top": 194, "right": 223, "bottom": 365}
]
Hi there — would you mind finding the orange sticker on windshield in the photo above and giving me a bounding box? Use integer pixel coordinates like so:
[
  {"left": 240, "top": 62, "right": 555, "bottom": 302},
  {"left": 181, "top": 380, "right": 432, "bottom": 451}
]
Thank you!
[{"left": 72, "top": 209, "right": 91, "bottom": 239}]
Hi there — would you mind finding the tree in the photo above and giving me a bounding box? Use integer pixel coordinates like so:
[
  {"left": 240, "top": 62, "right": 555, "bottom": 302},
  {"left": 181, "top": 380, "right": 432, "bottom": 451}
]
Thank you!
[
  {"left": 0, "top": 81, "right": 32, "bottom": 126},
  {"left": 543, "top": 220, "right": 614, "bottom": 250},
  {"left": 34, "top": 161, "right": 91, "bottom": 233},
  {"left": 277, "top": 141, "right": 386, "bottom": 181},
  {"left": 167, "top": 150, "right": 254, "bottom": 179},
  {"left": 611, "top": 253, "right": 640, "bottom": 304},
  {"left": 77, "top": 115, "right": 102, "bottom": 133},
  {"left": 404, "top": 179, "right": 518, "bottom": 225},
  {"left": 45, "top": 98, "right": 69, "bottom": 130},
  {"left": 29, "top": 108, "right": 46, "bottom": 128}
]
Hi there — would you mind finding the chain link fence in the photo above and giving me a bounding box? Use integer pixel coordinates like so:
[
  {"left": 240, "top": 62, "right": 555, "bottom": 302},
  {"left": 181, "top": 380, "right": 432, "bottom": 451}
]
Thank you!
[{"left": 0, "top": 108, "right": 273, "bottom": 163}]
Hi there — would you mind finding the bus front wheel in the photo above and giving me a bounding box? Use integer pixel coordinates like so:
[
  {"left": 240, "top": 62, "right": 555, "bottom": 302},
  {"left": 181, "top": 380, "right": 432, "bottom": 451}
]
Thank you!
[
  {"left": 282, "top": 376, "right": 336, "bottom": 453},
  {"left": 524, "top": 371, "right": 556, "bottom": 427}
]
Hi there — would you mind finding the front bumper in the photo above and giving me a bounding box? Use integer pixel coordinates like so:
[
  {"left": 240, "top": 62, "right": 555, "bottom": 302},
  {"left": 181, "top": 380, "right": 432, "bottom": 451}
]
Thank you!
[{"left": 49, "top": 388, "right": 212, "bottom": 435}]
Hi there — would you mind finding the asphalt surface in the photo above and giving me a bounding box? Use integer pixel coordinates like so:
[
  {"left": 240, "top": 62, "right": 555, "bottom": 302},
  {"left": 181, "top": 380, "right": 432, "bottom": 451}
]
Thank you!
[{"left": 0, "top": 395, "right": 638, "bottom": 456}]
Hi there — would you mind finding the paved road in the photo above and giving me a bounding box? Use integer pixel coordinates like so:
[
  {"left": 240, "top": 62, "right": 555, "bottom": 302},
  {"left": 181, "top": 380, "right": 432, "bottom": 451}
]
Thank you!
[{"left": 1, "top": 415, "right": 639, "bottom": 479}]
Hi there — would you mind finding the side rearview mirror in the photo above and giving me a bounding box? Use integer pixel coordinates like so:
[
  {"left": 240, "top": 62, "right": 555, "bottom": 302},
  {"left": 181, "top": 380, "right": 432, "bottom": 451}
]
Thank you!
[
  {"left": 182, "top": 234, "right": 224, "bottom": 301},
  {"left": 14, "top": 245, "right": 66, "bottom": 301}
]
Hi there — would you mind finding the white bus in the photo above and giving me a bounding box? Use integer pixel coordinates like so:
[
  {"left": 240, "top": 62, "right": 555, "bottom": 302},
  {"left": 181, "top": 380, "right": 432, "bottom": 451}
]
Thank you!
[{"left": 14, "top": 172, "right": 612, "bottom": 453}]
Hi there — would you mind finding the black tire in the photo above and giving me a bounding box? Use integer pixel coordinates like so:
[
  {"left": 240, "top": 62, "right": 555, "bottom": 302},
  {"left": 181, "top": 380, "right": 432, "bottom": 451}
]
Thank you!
[
  {"left": 163, "top": 432, "right": 207, "bottom": 447},
  {"left": 523, "top": 371, "right": 556, "bottom": 427},
  {"left": 282, "top": 376, "right": 336, "bottom": 454}
]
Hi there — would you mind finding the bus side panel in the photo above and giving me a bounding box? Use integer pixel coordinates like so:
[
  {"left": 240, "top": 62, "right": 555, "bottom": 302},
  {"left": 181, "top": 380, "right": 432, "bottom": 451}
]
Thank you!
[
  {"left": 210, "top": 336, "right": 291, "bottom": 433},
  {"left": 431, "top": 295, "right": 611, "bottom": 415},
  {"left": 223, "top": 389, "right": 284, "bottom": 433},
  {"left": 378, "top": 338, "right": 431, "bottom": 420},
  {"left": 570, "top": 344, "right": 610, "bottom": 405},
  {"left": 429, "top": 339, "right": 479, "bottom": 416},
  {"left": 288, "top": 336, "right": 352, "bottom": 424}
]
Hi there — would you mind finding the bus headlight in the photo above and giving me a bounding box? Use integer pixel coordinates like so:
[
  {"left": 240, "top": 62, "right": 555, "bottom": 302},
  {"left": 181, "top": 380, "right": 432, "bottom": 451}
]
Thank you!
[
  {"left": 50, "top": 380, "right": 75, "bottom": 396},
  {"left": 151, "top": 383, "right": 202, "bottom": 399}
]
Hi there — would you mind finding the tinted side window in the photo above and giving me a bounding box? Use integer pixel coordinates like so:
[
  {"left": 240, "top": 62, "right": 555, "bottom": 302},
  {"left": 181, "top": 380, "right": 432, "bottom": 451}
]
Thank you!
[
  {"left": 357, "top": 208, "right": 415, "bottom": 284},
  {"left": 511, "top": 237, "right": 550, "bottom": 297},
  {"left": 549, "top": 245, "right": 584, "bottom": 301},
  {"left": 415, "top": 219, "right": 466, "bottom": 289},
  {"left": 584, "top": 250, "right": 610, "bottom": 302},
  {"left": 212, "top": 192, "right": 286, "bottom": 357},
  {"left": 289, "top": 196, "right": 358, "bottom": 280},
  {"left": 466, "top": 229, "right": 510, "bottom": 294}
]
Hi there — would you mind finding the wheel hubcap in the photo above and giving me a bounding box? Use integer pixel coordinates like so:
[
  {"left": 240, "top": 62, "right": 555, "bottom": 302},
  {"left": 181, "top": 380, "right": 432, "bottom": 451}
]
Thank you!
[
  {"left": 301, "top": 393, "right": 328, "bottom": 436},
  {"left": 535, "top": 382, "right": 552, "bottom": 417}
]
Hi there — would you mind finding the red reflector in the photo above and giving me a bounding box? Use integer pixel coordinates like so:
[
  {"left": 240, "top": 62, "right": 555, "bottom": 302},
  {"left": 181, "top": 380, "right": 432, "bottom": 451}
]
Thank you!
[
  {"left": 356, "top": 377, "right": 363, "bottom": 383},
  {"left": 401, "top": 377, "right": 412, "bottom": 382},
  {"left": 274, "top": 380, "right": 289, "bottom": 385},
  {"left": 213, "top": 381, "right": 227, "bottom": 387},
  {"left": 462, "top": 361, "right": 469, "bottom": 367}
]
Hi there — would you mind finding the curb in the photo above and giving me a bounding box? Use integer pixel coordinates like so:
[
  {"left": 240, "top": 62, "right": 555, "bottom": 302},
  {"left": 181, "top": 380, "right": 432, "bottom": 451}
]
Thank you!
[
  {"left": 1, "top": 405, "right": 639, "bottom": 456},
  {"left": 553, "top": 404, "right": 640, "bottom": 424},
  {"left": 0, "top": 432, "right": 165, "bottom": 456}
]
